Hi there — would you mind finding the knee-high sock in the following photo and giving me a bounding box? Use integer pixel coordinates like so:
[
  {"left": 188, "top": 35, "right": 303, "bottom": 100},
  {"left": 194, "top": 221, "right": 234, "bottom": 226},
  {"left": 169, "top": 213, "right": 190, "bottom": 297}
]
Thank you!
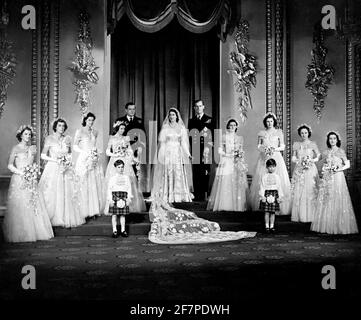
[
  {"left": 112, "top": 215, "right": 117, "bottom": 232},
  {"left": 120, "top": 216, "right": 126, "bottom": 232}
]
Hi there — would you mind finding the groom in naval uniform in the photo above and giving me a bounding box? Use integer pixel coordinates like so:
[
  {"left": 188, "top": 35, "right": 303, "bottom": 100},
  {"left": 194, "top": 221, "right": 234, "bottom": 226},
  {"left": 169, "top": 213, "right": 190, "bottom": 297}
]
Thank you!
[{"left": 188, "top": 99, "right": 214, "bottom": 201}]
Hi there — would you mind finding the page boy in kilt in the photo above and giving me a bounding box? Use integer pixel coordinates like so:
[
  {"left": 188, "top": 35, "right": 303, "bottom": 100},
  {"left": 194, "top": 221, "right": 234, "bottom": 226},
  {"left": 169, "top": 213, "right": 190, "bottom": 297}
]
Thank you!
[
  {"left": 259, "top": 158, "right": 283, "bottom": 233},
  {"left": 106, "top": 159, "right": 133, "bottom": 238}
]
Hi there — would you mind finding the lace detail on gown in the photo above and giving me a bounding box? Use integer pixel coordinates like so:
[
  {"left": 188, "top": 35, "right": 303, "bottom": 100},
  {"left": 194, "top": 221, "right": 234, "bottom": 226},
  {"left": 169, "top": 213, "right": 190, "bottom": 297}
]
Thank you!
[
  {"left": 2, "top": 145, "right": 54, "bottom": 242},
  {"left": 311, "top": 148, "right": 358, "bottom": 234},
  {"left": 207, "top": 133, "right": 249, "bottom": 211},
  {"left": 290, "top": 141, "right": 319, "bottom": 222},
  {"left": 74, "top": 128, "right": 105, "bottom": 218},
  {"left": 148, "top": 198, "right": 256, "bottom": 244},
  {"left": 151, "top": 126, "right": 193, "bottom": 203},
  {"left": 38, "top": 135, "right": 85, "bottom": 228}
]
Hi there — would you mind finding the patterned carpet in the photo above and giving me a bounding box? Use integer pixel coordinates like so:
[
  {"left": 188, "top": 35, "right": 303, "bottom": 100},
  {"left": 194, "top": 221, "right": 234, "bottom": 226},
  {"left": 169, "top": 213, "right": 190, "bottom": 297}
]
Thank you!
[{"left": 1, "top": 231, "right": 361, "bottom": 301}]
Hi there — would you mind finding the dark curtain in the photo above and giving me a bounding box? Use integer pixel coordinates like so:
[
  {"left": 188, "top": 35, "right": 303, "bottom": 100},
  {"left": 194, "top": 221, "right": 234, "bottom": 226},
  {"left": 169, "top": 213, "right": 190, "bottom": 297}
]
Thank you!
[{"left": 110, "top": 17, "right": 219, "bottom": 191}]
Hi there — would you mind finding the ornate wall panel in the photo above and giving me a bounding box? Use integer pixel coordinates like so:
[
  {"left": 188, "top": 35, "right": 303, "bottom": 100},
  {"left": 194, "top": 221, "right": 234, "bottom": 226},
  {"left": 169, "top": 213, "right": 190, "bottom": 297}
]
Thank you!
[
  {"left": 275, "top": 0, "right": 283, "bottom": 129},
  {"left": 53, "top": 0, "right": 60, "bottom": 120},
  {"left": 355, "top": 46, "right": 361, "bottom": 174},
  {"left": 265, "top": 0, "right": 273, "bottom": 113},
  {"left": 285, "top": 0, "right": 291, "bottom": 175},
  {"left": 40, "top": 0, "right": 50, "bottom": 148}
]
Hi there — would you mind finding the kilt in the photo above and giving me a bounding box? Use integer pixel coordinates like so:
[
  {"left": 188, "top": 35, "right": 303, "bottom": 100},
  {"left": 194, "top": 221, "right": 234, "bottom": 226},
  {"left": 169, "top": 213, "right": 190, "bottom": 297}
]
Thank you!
[
  {"left": 109, "top": 191, "right": 129, "bottom": 216},
  {"left": 259, "top": 190, "right": 280, "bottom": 213}
]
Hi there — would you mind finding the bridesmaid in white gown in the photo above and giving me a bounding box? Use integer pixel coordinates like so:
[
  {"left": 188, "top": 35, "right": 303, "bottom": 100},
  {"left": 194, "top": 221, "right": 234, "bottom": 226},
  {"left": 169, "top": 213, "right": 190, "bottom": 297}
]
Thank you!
[
  {"left": 104, "top": 121, "right": 146, "bottom": 213},
  {"left": 207, "top": 119, "right": 249, "bottom": 211},
  {"left": 311, "top": 132, "right": 358, "bottom": 234},
  {"left": 249, "top": 112, "right": 291, "bottom": 215},
  {"left": 39, "top": 118, "right": 85, "bottom": 228},
  {"left": 291, "top": 124, "right": 320, "bottom": 222},
  {"left": 2, "top": 125, "right": 54, "bottom": 242},
  {"left": 73, "top": 112, "right": 105, "bottom": 219}
]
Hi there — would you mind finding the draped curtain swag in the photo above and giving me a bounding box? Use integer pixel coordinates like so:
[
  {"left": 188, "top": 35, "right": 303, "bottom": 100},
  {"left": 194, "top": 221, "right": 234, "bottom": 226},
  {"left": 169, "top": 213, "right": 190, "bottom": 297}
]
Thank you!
[{"left": 107, "top": 0, "right": 233, "bottom": 40}]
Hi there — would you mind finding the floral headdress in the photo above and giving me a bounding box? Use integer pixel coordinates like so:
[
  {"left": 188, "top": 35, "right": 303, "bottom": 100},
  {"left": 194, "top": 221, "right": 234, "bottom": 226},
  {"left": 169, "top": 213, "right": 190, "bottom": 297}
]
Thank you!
[
  {"left": 326, "top": 130, "right": 341, "bottom": 140},
  {"left": 297, "top": 123, "right": 312, "bottom": 134},
  {"left": 16, "top": 124, "right": 34, "bottom": 136},
  {"left": 263, "top": 111, "right": 277, "bottom": 121}
]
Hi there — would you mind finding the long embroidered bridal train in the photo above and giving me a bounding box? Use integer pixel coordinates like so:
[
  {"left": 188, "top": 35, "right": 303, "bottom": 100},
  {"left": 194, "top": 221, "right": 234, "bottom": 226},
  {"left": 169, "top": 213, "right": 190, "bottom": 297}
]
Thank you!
[{"left": 148, "top": 198, "right": 256, "bottom": 244}]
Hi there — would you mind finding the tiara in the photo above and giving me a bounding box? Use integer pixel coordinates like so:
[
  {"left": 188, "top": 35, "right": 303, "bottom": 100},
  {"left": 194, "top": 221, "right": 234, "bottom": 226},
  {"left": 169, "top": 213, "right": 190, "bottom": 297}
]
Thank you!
[
  {"left": 168, "top": 107, "right": 180, "bottom": 113},
  {"left": 326, "top": 130, "right": 341, "bottom": 139},
  {"left": 297, "top": 123, "right": 312, "bottom": 133},
  {"left": 16, "top": 124, "right": 34, "bottom": 135},
  {"left": 113, "top": 120, "right": 127, "bottom": 128},
  {"left": 226, "top": 117, "right": 239, "bottom": 127},
  {"left": 263, "top": 112, "right": 277, "bottom": 120}
]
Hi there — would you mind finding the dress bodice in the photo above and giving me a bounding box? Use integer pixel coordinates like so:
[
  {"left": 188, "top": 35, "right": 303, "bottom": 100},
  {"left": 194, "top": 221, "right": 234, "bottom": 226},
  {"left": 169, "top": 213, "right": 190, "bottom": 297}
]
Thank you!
[
  {"left": 44, "top": 134, "right": 72, "bottom": 158},
  {"left": 74, "top": 129, "right": 97, "bottom": 151},
  {"left": 323, "top": 148, "right": 347, "bottom": 167},
  {"left": 12, "top": 146, "right": 36, "bottom": 170},
  {"left": 293, "top": 141, "right": 319, "bottom": 159},
  {"left": 222, "top": 133, "right": 243, "bottom": 154},
  {"left": 164, "top": 129, "right": 182, "bottom": 145},
  {"left": 259, "top": 129, "right": 283, "bottom": 148}
]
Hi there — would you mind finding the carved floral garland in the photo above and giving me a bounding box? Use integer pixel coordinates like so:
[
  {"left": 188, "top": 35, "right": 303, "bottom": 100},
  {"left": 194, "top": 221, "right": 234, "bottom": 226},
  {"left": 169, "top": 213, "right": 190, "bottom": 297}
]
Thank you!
[
  {"left": 0, "top": 1, "right": 16, "bottom": 119},
  {"left": 305, "top": 24, "right": 334, "bottom": 121},
  {"left": 228, "top": 20, "right": 257, "bottom": 123},
  {"left": 68, "top": 11, "right": 99, "bottom": 115}
]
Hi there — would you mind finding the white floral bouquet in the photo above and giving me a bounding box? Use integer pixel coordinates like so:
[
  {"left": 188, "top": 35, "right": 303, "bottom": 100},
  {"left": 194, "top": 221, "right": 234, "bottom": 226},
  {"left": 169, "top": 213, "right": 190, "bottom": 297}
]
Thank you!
[
  {"left": 300, "top": 156, "right": 312, "bottom": 170},
  {"left": 264, "top": 146, "right": 274, "bottom": 158},
  {"left": 114, "top": 141, "right": 131, "bottom": 158},
  {"left": 234, "top": 147, "right": 245, "bottom": 160},
  {"left": 322, "top": 160, "right": 339, "bottom": 178},
  {"left": 58, "top": 154, "right": 72, "bottom": 173},
  {"left": 22, "top": 164, "right": 41, "bottom": 190},
  {"left": 86, "top": 148, "right": 99, "bottom": 170},
  {"left": 21, "top": 163, "right": 41, "bottom": 214},
  {"left": 234, "top": 146, "right": 248, "bottom": 173}
]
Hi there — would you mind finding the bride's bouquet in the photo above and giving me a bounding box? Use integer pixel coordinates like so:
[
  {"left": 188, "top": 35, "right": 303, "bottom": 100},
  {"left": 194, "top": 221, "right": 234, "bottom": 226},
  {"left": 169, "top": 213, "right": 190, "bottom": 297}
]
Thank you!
[
  {"left": 86, "top": 148, "right": 99, "bottom": 170},
  {"left": 300, "top": 156, "right": 312, "bottom": 170},
  {"left": 58, "top": 154, "right": 72, "bottom": 173}
]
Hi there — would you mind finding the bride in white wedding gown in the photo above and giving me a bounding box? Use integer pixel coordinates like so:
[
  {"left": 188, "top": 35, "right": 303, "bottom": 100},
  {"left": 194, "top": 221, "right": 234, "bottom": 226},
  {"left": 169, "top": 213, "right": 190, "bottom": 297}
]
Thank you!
[{"left": 148, "top": 108, "right": 256, "bottom": 244}]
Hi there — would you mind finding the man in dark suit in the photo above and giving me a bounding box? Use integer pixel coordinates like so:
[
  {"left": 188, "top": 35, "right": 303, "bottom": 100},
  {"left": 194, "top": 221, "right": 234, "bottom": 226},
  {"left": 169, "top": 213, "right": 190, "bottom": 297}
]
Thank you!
[
  {"left": 115, "top": 102, "right": 145, "bottom": 142},
  {"left": 188, "top": 99, "right": 214, "bottom": 201},
  {"left": 115, "top": 102, "right": 146, "bottom": 177}
]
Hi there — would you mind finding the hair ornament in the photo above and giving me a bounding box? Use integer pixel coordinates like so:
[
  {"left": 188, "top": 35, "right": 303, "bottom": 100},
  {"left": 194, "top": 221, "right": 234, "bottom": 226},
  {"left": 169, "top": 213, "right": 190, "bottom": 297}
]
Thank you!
[
  {"left": 263, "top": 111, "right": 277, "bottom": 121},
  {"left": 16, "top": 124, "right": 34, "bottom": 135},
  {"left": 297, "top": 123, "right": 312, "bottom": 133}
]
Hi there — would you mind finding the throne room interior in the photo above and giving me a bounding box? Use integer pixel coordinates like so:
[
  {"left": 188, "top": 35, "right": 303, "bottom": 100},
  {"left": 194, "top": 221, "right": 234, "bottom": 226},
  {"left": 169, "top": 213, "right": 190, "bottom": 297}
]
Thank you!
[{"left": 0, "top": 0, "right": 361, "bottom": 304}]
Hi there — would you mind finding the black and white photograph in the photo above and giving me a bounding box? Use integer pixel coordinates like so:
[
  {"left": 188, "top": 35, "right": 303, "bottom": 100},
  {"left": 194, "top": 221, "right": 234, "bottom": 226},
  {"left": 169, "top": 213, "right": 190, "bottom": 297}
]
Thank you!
[{"left": 0, "top": 0, "right": 361, "bottom": 315}]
